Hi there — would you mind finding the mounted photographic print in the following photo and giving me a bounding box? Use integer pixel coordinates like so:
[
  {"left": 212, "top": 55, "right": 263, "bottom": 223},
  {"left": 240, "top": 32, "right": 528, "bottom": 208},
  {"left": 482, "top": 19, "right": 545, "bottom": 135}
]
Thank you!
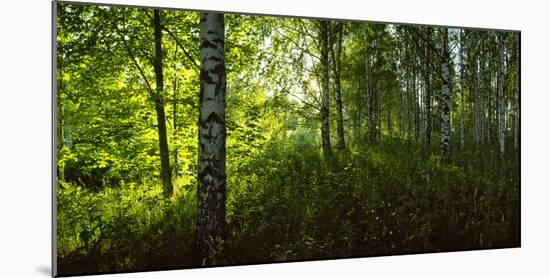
[{"left": 53, "top": 1, "right": 520, "bottom": 276}]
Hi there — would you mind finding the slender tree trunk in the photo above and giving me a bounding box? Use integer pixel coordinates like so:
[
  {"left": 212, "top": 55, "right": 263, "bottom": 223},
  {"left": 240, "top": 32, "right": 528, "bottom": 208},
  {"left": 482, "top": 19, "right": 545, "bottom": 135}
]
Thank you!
[
  {"left": 471, "top": 66, "right": 477, "bottom": 144},
  {"left": 474, "top": 46, "right": 481, "bottom": 145},
  {"left": 424, "top": 30, "right": 432, "bottom": 146},
  {"left": 479, "top": 45, "right": 486, "bottom": 145},
  {"left": 57, "top": 89, "right": 65, "bottom": 182},
  {"left": 460, "top": 31, "right": 465, "bottom": 149},
  {"left": 173, "top": 51, "right": 179, "bottom": 178},
  {"left": 397, "top": 53, "right": 404, "bottom": 139},
  {"left": 365, "top": 43, "right": 372, "bottom": 143},
  {"left": 413, "top": 63, "right": 420, "bottom": 143},
  {"left": 319, "top": 20, "right": 332, "bottom": 156},
  {"left": 498, "top": 34, "right": 506, "bottom": 158},
  {"left": 406, "top": 59, "right": 412, "bottom": 141},
  {"left": 335, "top": 25, "right": 345, "bottom": 149},
  {"left": 354, "top": 79, "right": 362, "bottom": 143},
  {"left": 153, "top": 9, "right": 173, "bottom": 197},
  {"left": 487, "top": 62, "right": 493, "bottom": 144},
  {"left": 514, "top": 37, "right": 519, "bottom": 151},
  {"left": 377, "top": 79, "right": 382, "bottom": 142},
  {"left": 440, "top": 29, "right": 451, "bottom": 158},
  {"left": 171, "top": 39, "right": 180, "bottom": 178},
  {"left": 197, "top": 12, "right": 227, "bottom": 263},
  {"left": 419, "top": 74, "right": 425, "bottom": 141},
  {"left": 460, "top": 84, "right": 465, "bottom": 148},
  {"left": 331, "top": 23, "right": 345, "bottom": 149},
  {"left": 398, "top": 85, "right": 403, "bottom": 139},
  {"left": 387, "top": 90, "right": 393, "bottom": 138},
  {"left": 490, "top": 56, "right": 496, "bottom": 146}
]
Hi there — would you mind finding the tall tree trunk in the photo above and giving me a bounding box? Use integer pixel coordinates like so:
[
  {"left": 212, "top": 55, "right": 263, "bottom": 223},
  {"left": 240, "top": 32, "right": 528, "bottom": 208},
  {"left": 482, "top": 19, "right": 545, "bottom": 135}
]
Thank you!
[
  {"left": 487, "top": 58, "right": 493, "bottom": 144},
  {"left": 424, "top": 30, "right": 432, "bottom": 146},
  {"left": 490, "top": 53, "right": 496, "bottom": 145},
  {"left": 365, "top": 39, "right": 372, "bottom": 143},
  {"left": 173, "top": 49, "right": 179, "bottom": 178},
  {"left": 474, "top": 44, "right": 481, "bottom": 145},
  {"left": 197, "top": 12, "right": 227, "bottom": 263},
  {"left": 354, "top": 79, "right": 362, "bottom": 143},
  {"left": 153, "top": 9, "right": 173, "bottom": 197},
  {"left": 57, "top": 87, "right": 65, "bottom": 182},
  {"left": 440, "top": 29, "right": 451, "bottom": 158},
  {"left": 387, "top": 90, "right": 393, "bottom": 138},
  {"left": 319, "top": 20, "right": 332, "bottom": 156},
  {"left": 419, "top": 73, "right": 425, "bottom": 141},
  {"left": 377, "top": 79, "right": 382, "bottom": 142},
  {"left": 498, "top": 34, "right": 506, "bottom": 158},
  {"left": 514, "top": 37, "right": 519, "bottom": 151},
  {"left": 415, "top": 65, "right": 420, "bottom": 143},
  {"left": 332, "top": 23, "right": 345, "bottom": 149},
  {"left": 406, "top": 57, "right": 412, "bottom": 141},
  {"left": 460, "top": 31, "right": 465, "bottom": 150},
  {"left": 398, "top": 84, "right": 403, "bottom": 138},
  {"left": 484, "top": 43, "right": 488, "bottom": 144}
]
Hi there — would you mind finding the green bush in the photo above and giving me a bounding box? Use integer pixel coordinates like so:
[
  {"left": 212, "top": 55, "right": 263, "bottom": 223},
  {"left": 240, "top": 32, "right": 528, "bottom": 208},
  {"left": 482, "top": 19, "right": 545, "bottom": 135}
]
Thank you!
[{"left": 57, "top": 136, "right": 519, "bottom": 273}]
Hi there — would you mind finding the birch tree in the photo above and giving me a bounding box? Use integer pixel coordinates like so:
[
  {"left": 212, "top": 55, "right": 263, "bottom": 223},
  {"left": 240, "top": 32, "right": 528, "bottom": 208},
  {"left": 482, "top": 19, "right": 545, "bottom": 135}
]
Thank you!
[
  {"left": 331, "top": 22, "right": 346, "bottom": 149},
  {"left": 319, "top": 20, "right": 332, "bottom": 156},
  {"left": 197, "top": 12, "right": 227, "bottom": 263},
  {"left": 423, "top": 28, "right": 432, "bottom": 146},
  {"left": 498, "top": 33, "right": 506, "bottom": 158},
  {"left": 459, "top": 30, "right": 465, "bottom": 150},
  {"left": 440, "top": 29, "right": 451, "bottom": 158}
]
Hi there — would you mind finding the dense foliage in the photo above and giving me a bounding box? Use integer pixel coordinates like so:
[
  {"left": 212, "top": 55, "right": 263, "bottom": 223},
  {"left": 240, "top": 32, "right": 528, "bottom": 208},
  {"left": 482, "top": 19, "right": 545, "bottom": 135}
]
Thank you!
[{"left": 55, "top": 3, "right": 519, "bottom": 275}]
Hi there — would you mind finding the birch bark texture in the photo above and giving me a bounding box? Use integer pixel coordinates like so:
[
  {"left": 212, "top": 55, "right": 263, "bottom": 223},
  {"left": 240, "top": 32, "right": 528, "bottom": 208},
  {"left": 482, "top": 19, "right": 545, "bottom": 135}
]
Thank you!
[
  {"left": 459, "top": 30, "right": 465, "bottom": 150},
  {"left": 197, "top": 12, "right": 227, "bottom": 263},
  {"left": 440, "top": 29, "right": 451, "bottom": 158}
]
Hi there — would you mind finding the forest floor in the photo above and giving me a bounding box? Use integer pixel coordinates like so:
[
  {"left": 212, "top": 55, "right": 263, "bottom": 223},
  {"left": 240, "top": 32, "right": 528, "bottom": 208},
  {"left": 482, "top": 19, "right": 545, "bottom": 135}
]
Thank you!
[{"left": 57, "top": 138, "right": 519, "bottom": 275}]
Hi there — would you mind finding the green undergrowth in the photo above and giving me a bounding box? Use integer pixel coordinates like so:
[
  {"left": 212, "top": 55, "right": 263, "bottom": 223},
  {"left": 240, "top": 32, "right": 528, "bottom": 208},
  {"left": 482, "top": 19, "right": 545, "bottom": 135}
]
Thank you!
[{"left": 57, "top": 138, "right": 519, "bottom": 274}]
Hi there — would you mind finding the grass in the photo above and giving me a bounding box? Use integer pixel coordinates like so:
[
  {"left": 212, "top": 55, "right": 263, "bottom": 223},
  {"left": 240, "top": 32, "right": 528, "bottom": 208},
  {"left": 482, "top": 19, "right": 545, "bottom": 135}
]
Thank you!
[{"left": 56, "top": 138, "right": 519, "bottom": 275}]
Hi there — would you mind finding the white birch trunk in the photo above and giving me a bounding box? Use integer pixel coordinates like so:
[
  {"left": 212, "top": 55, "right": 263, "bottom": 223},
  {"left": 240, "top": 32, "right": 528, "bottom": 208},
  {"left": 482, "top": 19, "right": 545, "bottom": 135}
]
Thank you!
[
  {"left": 320, "top": 20, "right": 332, "bottom": 156},
  {"left": 460, "top": 31, "right": 465, "bottom": 149},
  {"left": 440, "top": 29, "right": 451, "bottom": 158},
  {"left": 498, "top": 34, "right": 506, "bottom": 158},
  {"left": 197, "top": 12, "right": 227, "bottom": 262}
]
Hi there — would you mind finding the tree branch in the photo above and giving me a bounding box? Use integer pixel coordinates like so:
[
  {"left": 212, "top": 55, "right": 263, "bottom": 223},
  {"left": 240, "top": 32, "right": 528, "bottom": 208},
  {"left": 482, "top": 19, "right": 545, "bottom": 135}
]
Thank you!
[
  {"left": 116, "top": 12, "right": 155, "bottom": 96},
  {"left": 142, "top": 10, "right": 200, "bottom": 72}
]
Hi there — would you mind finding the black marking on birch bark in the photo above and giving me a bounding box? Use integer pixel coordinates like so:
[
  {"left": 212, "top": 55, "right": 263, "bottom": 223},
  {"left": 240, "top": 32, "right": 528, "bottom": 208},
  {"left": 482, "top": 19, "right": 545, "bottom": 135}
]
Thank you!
[
  {"left": 212, "top": 63, "right": 226, "bottom": 76},
  {"left": 214, "top": 78, "right": 225, "bottom": 97},
  {"left": 197, "top": 12, "right": 227, "bottom": 263},
  {"left": 207, "top": 56, "right": 222, "bottom": 62},
  {"left": 200, "top": 112, "right": 225, "bottom": 128},
  {"left": 201, "top": 69, "right": 215, "bottom": 84},
  {"left": 201, "top": 40, "right": 218, "bottom": 49}
]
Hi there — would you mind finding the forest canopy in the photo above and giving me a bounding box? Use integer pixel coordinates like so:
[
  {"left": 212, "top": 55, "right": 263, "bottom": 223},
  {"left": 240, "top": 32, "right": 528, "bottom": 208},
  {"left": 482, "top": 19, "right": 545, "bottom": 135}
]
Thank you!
[{"left": 55, "top": 2, "right": 520, "bottom": 276}]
